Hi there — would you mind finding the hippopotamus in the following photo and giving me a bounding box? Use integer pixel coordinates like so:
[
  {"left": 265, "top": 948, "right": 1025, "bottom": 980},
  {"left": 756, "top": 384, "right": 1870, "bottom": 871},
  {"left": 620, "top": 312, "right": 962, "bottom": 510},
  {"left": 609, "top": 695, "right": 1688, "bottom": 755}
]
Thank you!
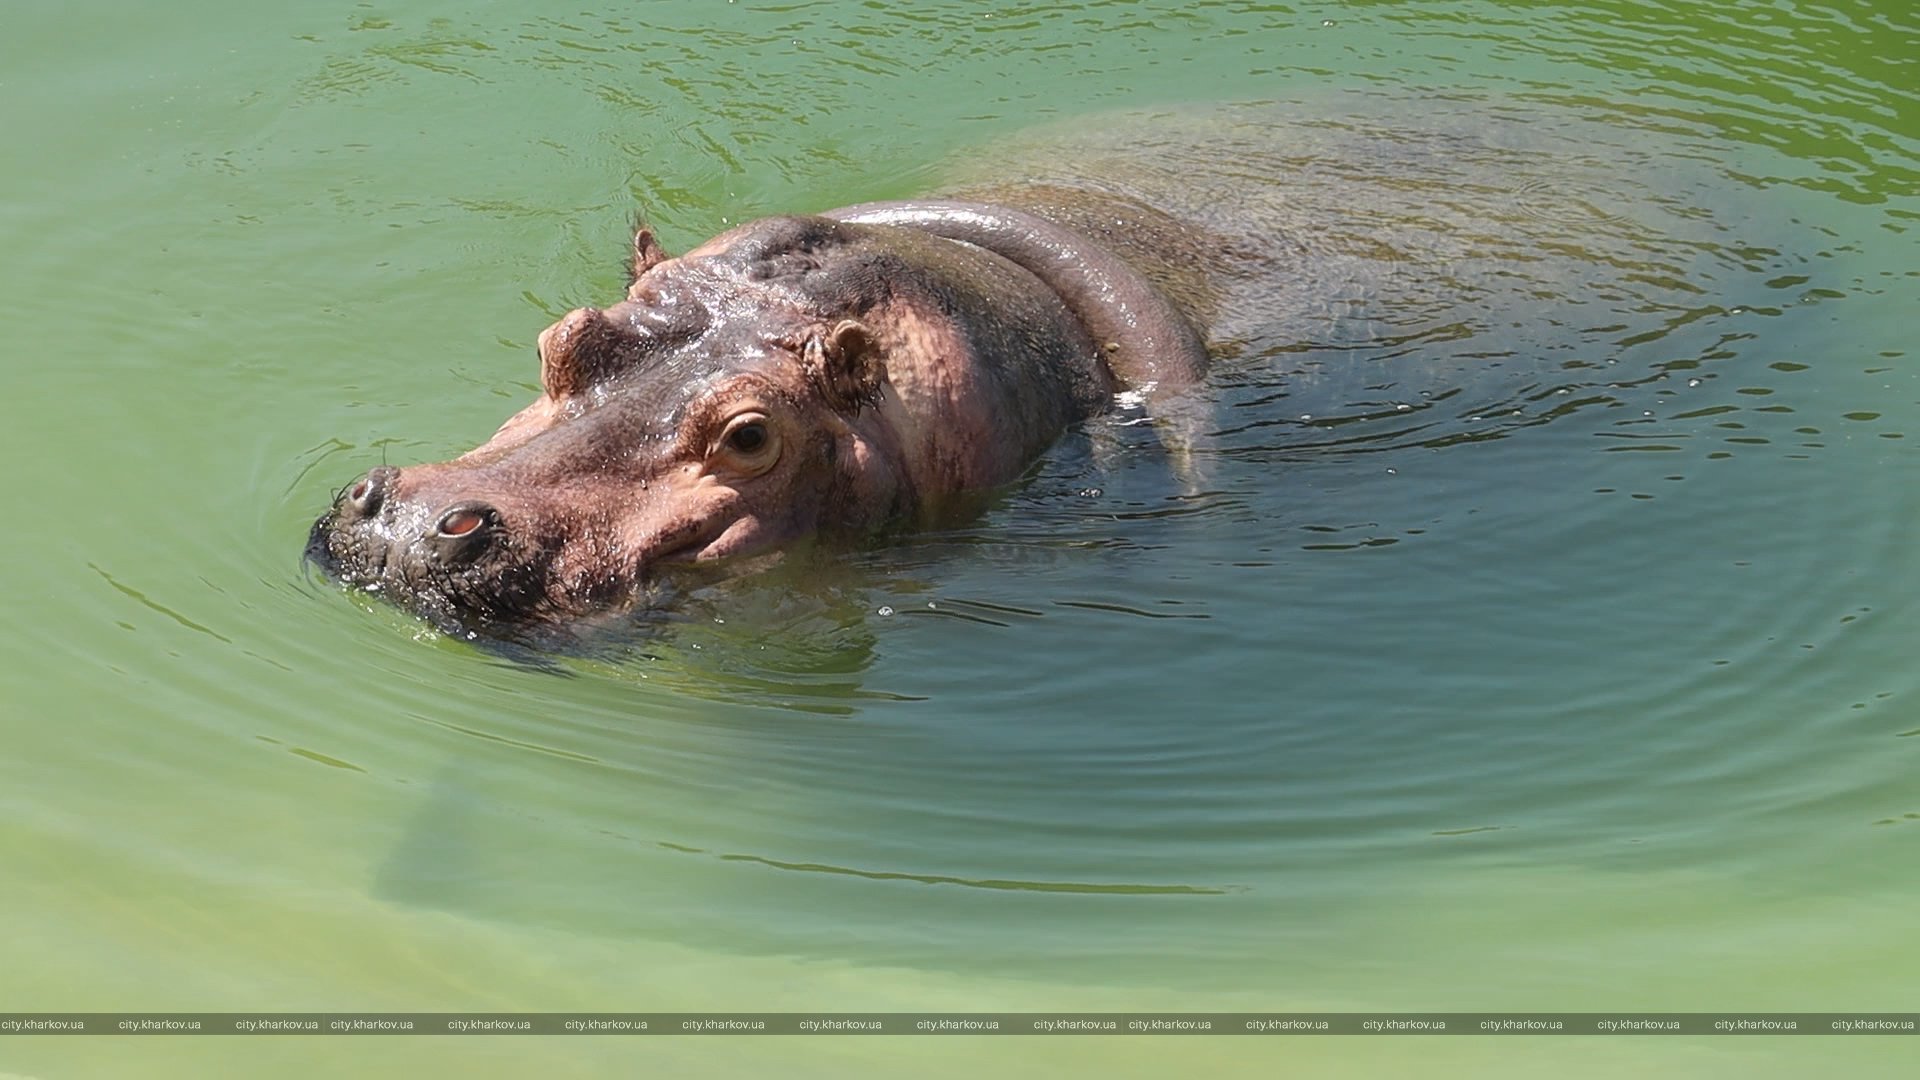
[
  {"left": 309, "top": 96, "right": 1744, "bottom": 639},
  {"left": 306, "top": 194, "right": 1215, "bottom": 635}
]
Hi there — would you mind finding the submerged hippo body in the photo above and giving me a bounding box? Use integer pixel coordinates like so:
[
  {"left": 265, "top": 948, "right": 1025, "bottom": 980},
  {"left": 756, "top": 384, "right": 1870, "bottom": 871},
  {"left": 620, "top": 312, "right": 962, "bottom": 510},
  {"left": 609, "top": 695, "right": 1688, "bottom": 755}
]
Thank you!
[{"left": 307, "top": 195, "right": 1214, "bottom": 634}]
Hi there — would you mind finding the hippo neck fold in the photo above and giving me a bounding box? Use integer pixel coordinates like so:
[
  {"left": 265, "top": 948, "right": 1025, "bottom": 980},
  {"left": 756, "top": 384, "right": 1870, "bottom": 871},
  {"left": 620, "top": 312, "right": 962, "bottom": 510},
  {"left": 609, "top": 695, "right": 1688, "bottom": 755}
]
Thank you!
[{"left": 822, "top": 199, "right": 1210, "bottom": 396}]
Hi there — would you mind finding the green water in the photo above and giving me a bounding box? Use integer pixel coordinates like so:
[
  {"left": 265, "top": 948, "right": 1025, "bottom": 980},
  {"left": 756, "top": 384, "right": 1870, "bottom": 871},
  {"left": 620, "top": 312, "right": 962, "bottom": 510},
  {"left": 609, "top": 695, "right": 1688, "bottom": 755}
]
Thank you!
[{"left": 2, "top": 1, "right": 1915, "bottom": 1077}]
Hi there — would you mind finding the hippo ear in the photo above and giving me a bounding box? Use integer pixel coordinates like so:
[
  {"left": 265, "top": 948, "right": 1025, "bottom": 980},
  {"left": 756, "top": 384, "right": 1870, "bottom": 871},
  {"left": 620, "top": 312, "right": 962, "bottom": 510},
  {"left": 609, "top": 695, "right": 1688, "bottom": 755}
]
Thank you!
[
  {"left": 539, "top": 307, "right": 626, "bottom": 400},
  {"left": 628, "top": 224, "right": 671, "bottom": 288},
  {"left": 805, "top": 320, "right": 886, "bottom": 413}
]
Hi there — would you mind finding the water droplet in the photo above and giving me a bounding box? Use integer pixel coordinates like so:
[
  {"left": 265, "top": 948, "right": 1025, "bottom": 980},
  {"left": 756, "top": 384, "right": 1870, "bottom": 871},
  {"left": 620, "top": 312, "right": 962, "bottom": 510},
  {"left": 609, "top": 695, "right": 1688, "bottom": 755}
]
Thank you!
[
  {"left": 877, "top": 606, "right": 895, "bottom": 617},
  {"left": 1687, "top": 378, "right": 1702, "bottom": 388}
]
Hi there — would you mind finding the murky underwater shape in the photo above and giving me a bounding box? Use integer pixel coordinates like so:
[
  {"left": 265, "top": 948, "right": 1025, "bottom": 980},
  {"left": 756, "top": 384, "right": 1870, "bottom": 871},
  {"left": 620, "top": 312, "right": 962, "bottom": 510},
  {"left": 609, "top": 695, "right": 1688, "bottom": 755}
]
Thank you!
[{"left": 1, "top": 2, "right": 1915, "bottom": 1077}]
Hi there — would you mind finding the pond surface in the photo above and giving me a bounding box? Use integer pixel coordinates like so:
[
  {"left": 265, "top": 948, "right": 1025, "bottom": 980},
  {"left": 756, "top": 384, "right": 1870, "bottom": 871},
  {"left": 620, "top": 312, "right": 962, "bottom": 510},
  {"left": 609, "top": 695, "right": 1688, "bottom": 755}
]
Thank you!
[{"left": 2, "top": 2, "right": 1915, "bottom": 1077}]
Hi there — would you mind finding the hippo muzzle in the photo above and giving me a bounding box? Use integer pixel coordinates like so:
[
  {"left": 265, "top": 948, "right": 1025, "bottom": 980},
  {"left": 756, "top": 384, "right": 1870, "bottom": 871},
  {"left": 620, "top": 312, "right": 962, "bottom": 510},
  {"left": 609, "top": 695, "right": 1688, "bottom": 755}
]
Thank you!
[{"left": 307, "top": 464, "right": 568, "bottom": 630}]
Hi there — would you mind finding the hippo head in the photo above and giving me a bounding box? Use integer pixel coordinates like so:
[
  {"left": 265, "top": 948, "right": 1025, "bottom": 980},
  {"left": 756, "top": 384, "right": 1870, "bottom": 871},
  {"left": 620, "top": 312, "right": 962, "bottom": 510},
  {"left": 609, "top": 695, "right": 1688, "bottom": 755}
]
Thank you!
[{"left": 306, "top": 213, "right": 1105, "bottom": 636}]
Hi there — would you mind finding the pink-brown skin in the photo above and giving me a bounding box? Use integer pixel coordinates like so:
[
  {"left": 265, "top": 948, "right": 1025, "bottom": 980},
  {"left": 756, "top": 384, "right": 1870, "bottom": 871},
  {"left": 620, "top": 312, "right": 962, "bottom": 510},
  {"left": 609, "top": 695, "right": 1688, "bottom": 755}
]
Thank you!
[{"left": 307, "top": 204, "right": 1207, "bottom": 635}]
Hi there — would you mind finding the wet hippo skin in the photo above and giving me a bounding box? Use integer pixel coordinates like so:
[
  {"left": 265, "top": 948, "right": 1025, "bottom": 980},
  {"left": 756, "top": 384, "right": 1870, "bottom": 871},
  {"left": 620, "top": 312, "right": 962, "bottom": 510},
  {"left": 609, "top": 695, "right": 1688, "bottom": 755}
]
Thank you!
[{"left": 307, "top": 190, "right": 1211, "bottom": 637}]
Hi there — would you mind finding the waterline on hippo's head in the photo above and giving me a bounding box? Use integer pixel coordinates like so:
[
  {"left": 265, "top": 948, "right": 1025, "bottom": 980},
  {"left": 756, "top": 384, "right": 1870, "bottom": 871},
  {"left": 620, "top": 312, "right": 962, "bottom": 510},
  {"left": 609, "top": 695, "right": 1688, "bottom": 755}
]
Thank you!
[{"left": 305, "top": 204, "right": 1184, "bottom": 639}]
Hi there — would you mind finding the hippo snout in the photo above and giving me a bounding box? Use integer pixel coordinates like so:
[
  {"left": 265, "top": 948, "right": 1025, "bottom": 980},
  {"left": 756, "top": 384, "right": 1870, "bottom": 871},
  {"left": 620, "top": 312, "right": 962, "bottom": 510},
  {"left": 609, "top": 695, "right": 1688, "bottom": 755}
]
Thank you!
[
  {"left": 316, "top": 469, "right": 507, "bottom": 566},
  {"left": 307, "top": 465, "right": 530, "bottom": 630},
  {"left": 340, "top": 465, "right": 398, "bottom": 522}
]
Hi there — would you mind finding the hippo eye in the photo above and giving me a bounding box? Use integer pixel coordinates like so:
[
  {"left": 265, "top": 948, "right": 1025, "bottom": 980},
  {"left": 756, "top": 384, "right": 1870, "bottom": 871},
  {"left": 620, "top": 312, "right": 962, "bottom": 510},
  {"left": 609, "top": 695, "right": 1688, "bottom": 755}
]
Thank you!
[
  {"left": 727, "top": 422, "right": 768, "bottom": 454},
  {"left": 712, "top": 412, "right": 779, "bottom": 476}
]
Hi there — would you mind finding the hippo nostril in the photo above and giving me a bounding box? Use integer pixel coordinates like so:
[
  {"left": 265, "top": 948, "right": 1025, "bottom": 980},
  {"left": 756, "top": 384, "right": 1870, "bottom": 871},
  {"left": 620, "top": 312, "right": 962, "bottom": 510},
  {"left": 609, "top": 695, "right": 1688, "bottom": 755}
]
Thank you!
[
  {"left": 428, "top": 503, "right": 500, "bottom": 563},
  {"left": 437, "top": 507, "right": 488, "bottom": 538},
  {"left": 347, "top": 466, "right": 399, "bottom": 517}
]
